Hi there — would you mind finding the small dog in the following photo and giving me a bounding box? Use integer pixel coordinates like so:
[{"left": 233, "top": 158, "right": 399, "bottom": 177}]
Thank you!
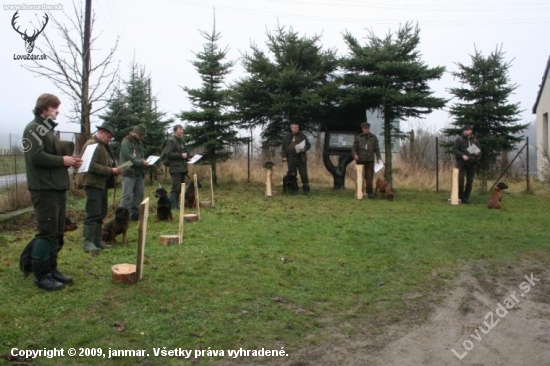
[
  {"left": 101, "top": 207, "right": 130, "bottom": 246},
  {"left": 375, "top": 178, "right": 394, "bottom": 201},
  {"left": 487, "top": 182, "right": 509, "bottom": 209},
  {"left": 155, "top": 187, "right": 172, "bottom": 221},
  {"left": 283, "top": 172, "right": 298, "bottom": 194},
  {"left": 184, "top": 180, "right": 202, "bottom": 209}
]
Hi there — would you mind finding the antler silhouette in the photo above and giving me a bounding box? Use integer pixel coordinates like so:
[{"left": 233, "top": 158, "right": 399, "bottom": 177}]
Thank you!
[{"left": 11, "top": 11, "right": 49, "bottom": 53}]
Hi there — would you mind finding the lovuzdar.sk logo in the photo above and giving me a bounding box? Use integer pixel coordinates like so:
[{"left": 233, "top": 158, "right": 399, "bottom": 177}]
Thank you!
[{"left": 11, "top": 10, "right": 48, "bottom": 60}]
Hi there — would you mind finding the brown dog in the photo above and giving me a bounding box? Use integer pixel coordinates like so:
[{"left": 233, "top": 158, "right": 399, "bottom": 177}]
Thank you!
[
  {"left": 375, "top": 178, "right": 394, "bottom": 200},
  {"left": 101, "top": 207, "right": 130, "bottom": 246},
  {"left": 487, "top": 182, "right": 508, "bottom": 209}
]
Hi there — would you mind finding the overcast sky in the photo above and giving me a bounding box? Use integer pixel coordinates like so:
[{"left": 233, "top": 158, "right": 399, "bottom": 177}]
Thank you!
[{"left": 1, "top": 0, "right": 549, "bottom": 141}]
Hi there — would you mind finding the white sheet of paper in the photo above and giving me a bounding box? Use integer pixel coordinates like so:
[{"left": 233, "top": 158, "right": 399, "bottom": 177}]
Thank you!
[
  {"left": 188, "top": 154, "right": 203, "bottom": 165},
  {"left": 118, "top": 160, "right": 133, "bottom": 172},
  {"left": 467, "top": 144, "right": 480, "bottom": 155},
  {"left": 374, "top": 160, "right": 384, "bottom": 173},
  {"left": 295, "top": 140, "right": 306, "bottom": 153},
  {"left": 146, "top": 155, "right": 160, "bottom": 165},
  {"left": 77, "top": 143, "right": 98, "bottom": 173}
]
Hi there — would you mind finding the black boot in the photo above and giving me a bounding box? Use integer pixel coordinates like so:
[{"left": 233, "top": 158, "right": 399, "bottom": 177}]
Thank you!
[
  {"left": 50, "top": 252, "right": 74, "bottom": 285},
  {"left": 169, "top": 192, "right": 179, "bottom": 210},
  {"left": 303, "top": 184, "right": 311, "bottom": 195},
  {"left": 33, "top": 260, "right": 64, "bottom": 291}
]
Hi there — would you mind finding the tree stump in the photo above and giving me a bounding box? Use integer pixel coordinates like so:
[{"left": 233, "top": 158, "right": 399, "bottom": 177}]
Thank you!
[
  {"left": 111, "top": 263, "right": 137, "bottom": 285},
  {"left": 160, "top": 234, "right": 179, "bottom": 246},
  {"left": 184, "top": 213, "right": 199, "bottom": 222}
]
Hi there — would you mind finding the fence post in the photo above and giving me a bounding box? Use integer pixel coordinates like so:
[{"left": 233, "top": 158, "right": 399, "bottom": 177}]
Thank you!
[
  {"left": 526, "top": 136, "right": 530, "bottom": 193},
  {"left": 435, "top": 136, "right": 439, "bottom": 192}
]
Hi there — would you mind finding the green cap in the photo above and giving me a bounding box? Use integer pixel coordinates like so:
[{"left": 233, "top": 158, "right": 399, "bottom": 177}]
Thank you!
[
  {"left": 97, "top": 122, "right": 116, "bottom": 135},
  {"left": 133, "top": 124, "right": 147, "bottom": 137}
]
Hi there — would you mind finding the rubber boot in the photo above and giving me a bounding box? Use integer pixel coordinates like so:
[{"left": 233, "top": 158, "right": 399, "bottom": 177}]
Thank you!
[
  {"left": 50, "top": 252, "right": 74, "bottom": 285},
  {"left": 170, "top": 192, "right": 179, "bottom": 210},
  {"left": 303, "top": 184, "right": 311, "bottom": 195},
  {"left": 95, "top": 224, "right": 112, "bottom": 250},
  {"left": 33, "top": 260, "right": 64, "bottom": 291},
  {"left": 83, "top": 224, "right": 101, "bottom": 253}
]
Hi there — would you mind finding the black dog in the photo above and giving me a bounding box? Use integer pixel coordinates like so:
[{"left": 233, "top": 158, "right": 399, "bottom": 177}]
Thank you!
[
  {"left": 184, "top": 180, "right": 202, "bottom": 209},
  {"left": 20, "top": 216, "right": 79, "bottom": 278},
  {"left": 282, "top": 172, "right": 298, "bottom": 194},
  {"left": 101, "top": 207, "right": 130, "bottom": 246},
  {"left": 155, "top": 187, "right": 173, "bottom": 221}
]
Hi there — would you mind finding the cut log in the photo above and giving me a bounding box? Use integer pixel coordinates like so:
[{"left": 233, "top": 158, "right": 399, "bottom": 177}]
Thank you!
[
  {"left": 111, "top": 263, "right": 137, "bottom": 285},
  {"left": 160, "top": 234, "right": 180, "bottom": 246},
  {"left": 184, "top": 213, "right": 199, "bottom": 222},
  {"left": 265, "top": 167, "right": 273, "bottom": 196},
  {"left": 450, "top": 168, "right": 459, "bottom": 205},
  {"left": 355, "top": 164, "right": 364, "bottom": 200}
]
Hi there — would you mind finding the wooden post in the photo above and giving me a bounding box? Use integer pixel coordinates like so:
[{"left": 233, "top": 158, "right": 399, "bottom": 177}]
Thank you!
[
  {"left": 209, "top": 166, "right": 214, "bottom": 207},
  {"left": 265, "top": 167, "right": 273, "bottom": 196},
  {"left": 355, "top": 164, "right": 364, "bottom": 200},
  {"left": 194, "top": 174, "right": 200, "bottom": 220},
  {"left": 179, "top": 183, "right": 185, "bottom": 244},
  {"left": 136, "top": 197, "right": 149, "bottom": 280},
  {"left": 450, "top": 168, "right": 459, "bottom": 205}
]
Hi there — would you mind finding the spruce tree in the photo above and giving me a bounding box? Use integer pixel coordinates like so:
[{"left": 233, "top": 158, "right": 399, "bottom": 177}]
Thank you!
[
  {"left": 444, "top": 46, "right": 528, "bottom": 189},
  {"left": 341, "top": 22, "right": 447, "bottom": 185},
  {"left": 179, "top": 23, "right": 245, "bottom": 185}
]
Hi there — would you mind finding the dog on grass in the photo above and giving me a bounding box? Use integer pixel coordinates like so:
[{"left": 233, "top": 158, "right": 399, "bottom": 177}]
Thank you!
[
  {"left": 487, "top": 182, "right": 509, "bottom": 209},
  {"left": 375, "top": 178, "right": 394, "bottom": 200},
  {"left": 20, "top": 217, "right": 79, "bottom": 277},
  {"left": 282, "top": 172, "right": 298, "bottom": 194},
  {"left": 184, "top": 180, "right": 202, "bottom": 209},
  {"left": 101, "top": 207, "right": 130, "bottom": 246},
  {"left": 155, "top": 187, "right": 172, "bottom": 221}
]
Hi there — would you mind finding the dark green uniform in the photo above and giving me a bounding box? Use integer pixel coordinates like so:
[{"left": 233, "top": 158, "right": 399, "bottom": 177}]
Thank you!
[
  {"left": 23, "top": 116, "right": 69, "bottom": 285},
  {"left": 352, "top": 132, "right": 381, "bottom": 197},
  {"left": 163, "top": 135, "right": 189, "bottom": 209},
  {"left": 281, "top": 131, "right": 311, "bottom": 193},
  {"left": 119, "top": 134, "right": 146, "bottom": 219}
]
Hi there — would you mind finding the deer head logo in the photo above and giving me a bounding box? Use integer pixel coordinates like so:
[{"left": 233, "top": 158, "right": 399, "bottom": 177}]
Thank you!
[{"left": 12, "top": 11, "right": 49, "bottom": 54}]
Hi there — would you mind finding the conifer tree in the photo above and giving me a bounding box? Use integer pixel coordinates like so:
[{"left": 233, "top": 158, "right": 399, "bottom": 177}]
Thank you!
[{"left": 179, "top": 22, "right": 245, "bottom": 185}]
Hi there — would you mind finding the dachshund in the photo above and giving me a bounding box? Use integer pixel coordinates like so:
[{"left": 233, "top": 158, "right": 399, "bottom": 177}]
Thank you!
[
  {"left": 101, "top": 207, "right": 130, "bottom": 246},
  {"left": 155, "top": 187, "right": 172, "bottom": 221},
  {"left": 487, "top": 182, "right": 509, "bottom": 209}
]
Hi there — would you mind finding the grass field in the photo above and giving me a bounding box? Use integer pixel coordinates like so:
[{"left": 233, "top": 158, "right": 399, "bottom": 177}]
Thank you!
[{"left": 1, "top": 178, "right": 549, "bottom": 365}]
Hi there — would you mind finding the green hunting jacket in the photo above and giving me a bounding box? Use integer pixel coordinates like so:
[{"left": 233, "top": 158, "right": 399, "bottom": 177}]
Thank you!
[
  {"left": 81, "top": 136, "right": 117, "bottom": 189},
  {"left": 164, "top": 135, "right": 189, "bottom": 174},
  {"left": 281, "top": 132, "right": 311, "bottom": 162},
  {"left": 351, "top": 132, "right": 381, "bottom": 163},
  {"left": 119, "top": 134, "right": 145, "bottom": 177},
  {"left": 23, "top": 116, "right": 69, "bottom": 191}
]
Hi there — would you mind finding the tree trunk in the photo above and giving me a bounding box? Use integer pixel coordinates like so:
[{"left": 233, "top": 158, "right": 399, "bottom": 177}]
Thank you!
[{"left": 322, "top": 153, "right": 354, "bottom": 189}]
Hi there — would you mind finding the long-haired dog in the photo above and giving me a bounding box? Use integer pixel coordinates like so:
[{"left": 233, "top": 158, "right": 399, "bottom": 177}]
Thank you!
[
  {"left": 487, "top": 182, "right": 508, "bottom": 209},
  {"left": 155, "top": 187, "right": 172, "bottom": 221},
  {"left": 101, "top": 207, "right": 130, "bottom": 246},
  {"left": 184, "top": 180, "right": 202, "bottom": 209},
  {"left": 375, "top": 178, "right": 394, "bottom": 200},
  {"left": 20, "top": 217, "right": 79, "bottom": 277},
  {"left": 283, "top": 172, "right": 298, "bottom": 194}
]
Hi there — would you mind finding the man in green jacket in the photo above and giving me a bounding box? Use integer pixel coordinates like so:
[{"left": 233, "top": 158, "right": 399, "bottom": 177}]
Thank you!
[
  {"left": 119, "top": 125, "right": 149, "bottom": 220},
  {"left": 352, "top": 122, "right": 382, "bottom": 199},
  {"left": 80, "top": 122, "right": 120, "bottom": 252},
  {"left": 23, "top": 93, "right": 82, "bottom": 291},
  {"left": 162, "top": 124, "right": 189, "bottom": 209},
  {"left": 281, "top": 123, "right": 311, "bottom": 195}
]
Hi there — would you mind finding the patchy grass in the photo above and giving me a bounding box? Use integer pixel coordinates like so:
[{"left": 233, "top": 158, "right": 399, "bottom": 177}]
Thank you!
[{"left": 1, "top": 182, "right": 549, "bottom": 365}]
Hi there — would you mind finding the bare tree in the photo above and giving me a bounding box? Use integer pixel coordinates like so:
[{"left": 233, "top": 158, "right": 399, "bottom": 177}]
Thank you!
[{"left": 23, "top": 0, "right": 119, "bottom": 135}]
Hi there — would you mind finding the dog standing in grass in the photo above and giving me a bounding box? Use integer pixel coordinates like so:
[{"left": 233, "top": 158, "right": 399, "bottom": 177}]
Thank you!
[
  {"left": 184, "top": 180, "right": 202, "bottom": 209},
  {"left": 155, "top": 187, "right": 173, "bottom": 221},
  {"left": 282, "top": 172, "right": 298, "bottom": 195},
  {"left": 101, "top": 207, "right": 130, "bottom": 246},
  {"left": 487, "top": 182, "right": 508, "bottom": 209},
  {"left": 375, "top": 178, "right": 394, "bottom": 201}
]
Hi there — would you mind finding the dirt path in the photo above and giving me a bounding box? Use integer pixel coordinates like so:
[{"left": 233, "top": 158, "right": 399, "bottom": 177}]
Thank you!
[{"left": 276, "top": 260, "right": 550, "bottom": 366}]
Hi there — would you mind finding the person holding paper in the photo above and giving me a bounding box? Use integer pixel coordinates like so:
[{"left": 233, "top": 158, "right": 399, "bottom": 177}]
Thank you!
[
  {"left": 23, "top": 93, "right": 82, "bottom": 290},
  {"left": 281, "top": 122, "right": 311, "bottom": 194},
  {"left": 80, "top": 122, "right": 120, "bottom": 252},
  {"left": 119, "top": 125, "right": 149, "bottom": 220},
  {"left": 161, "top": 124, "right": 191, "bottom": 209},
  {"left": 453, "top": 124, "right": 481, "bottom": 204},
  {"left": 352, "top": 122, "right": 382, "bottom": 199}
]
